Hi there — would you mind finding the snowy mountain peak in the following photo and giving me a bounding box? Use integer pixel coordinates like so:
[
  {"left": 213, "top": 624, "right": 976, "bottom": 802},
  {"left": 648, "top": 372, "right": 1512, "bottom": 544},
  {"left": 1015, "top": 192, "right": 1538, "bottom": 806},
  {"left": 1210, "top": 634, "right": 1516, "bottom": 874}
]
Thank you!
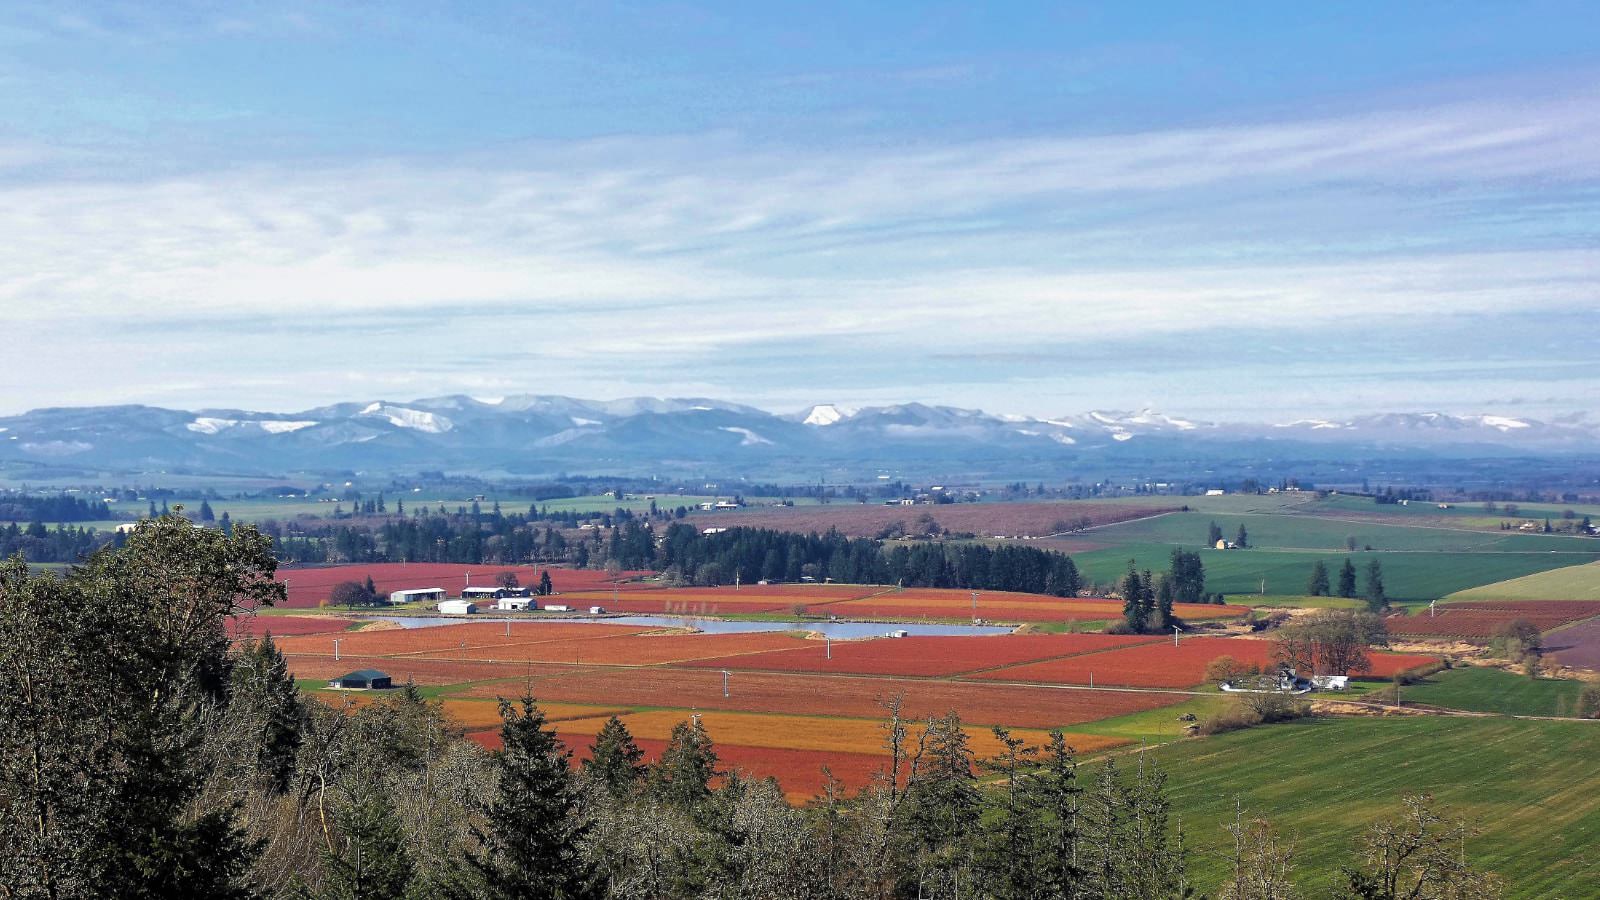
[{"left": 801, "top": 404, "right": 851, "bottom": 426}]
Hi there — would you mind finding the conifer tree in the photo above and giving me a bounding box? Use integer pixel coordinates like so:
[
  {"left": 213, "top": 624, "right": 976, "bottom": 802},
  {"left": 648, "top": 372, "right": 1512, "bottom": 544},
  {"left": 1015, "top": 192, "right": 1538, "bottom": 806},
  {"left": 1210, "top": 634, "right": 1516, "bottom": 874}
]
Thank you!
[
  {"left": 1364, "top": 560, "right": 1389, "bottom": 612},
  {"left": 1337, "top": 558, "right": 1358, "bottom": 598},
  {"left": 320, "top": 785, "right": 415, "bottom": 900},
  {"left": 460, "top": 696, "right": 601, "bottom": 900},
  {"left": 585, "top": 715, "right": 646, "bottom": 797},
  {"left": 649, "top": 718, "right": 719, "bottom": 814},
  {"left": 1307, "top": 560, "right": 1330, "bottom": 597}
]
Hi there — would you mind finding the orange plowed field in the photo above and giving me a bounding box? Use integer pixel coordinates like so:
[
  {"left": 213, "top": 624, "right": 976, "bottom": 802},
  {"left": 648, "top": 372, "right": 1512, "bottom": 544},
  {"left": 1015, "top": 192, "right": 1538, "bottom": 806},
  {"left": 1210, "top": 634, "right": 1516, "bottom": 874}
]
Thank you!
[
  {"left": 283, "top": 655, "right": 576, "bottom": 685},
  {"left": 549, "top": 709, "right": 1126, "bottom": 760},
  {"left": 460, "top": 667, "right": 1184, "bottom": 729},
  {"left": 271, "top": 563, "right": 657, "bottom": 608},
  {"left": 970, "top": 637, "right": 1439, "bottom": 688},
  {"left": 818, "top": 592, "right": 1249, "bottom": 623},
  {"left": 321, "top": 694, "right": 630, "bottom": 729},
  {"left": 229, "top": 615, "right": 359, "bottom": 638},
  {"left": 679, "top": 633, "right": 1162, "bottom": 677},
  {"left": 410, "top": 631, "right": 813, "bottom": 666},
  {"left": 273, "top": 621, "right": 654, "bottom": 657},
  {"left": 466, "top": 730, "right": 889, "bottom": 802}
]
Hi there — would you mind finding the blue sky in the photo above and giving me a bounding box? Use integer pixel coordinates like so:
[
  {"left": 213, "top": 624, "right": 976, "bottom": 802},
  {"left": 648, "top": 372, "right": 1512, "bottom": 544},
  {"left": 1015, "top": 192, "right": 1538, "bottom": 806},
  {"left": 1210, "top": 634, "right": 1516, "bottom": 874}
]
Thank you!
[{"left": 1, "top": 2, "right": 1597, "bottom": 422}]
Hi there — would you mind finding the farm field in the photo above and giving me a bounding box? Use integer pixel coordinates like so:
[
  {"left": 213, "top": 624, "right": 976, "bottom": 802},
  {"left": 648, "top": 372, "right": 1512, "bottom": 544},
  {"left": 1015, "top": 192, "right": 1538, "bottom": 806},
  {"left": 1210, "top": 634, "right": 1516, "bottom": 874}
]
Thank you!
[
  {"left": 555, "top": 584, "right": 885, "bottom": 616},
  {"left": 1067, "top": 544, "right": 1594, "bottom": 601},
  {"left": 684, "top": 500, "right": 1179, "bottom": 539},
  {"left": 409, "top": 631, "right": 812, "bottom": 666},
  {"left": 814, "top": 591, "right": 1248, "bottom": 624},
  {"left": 461, "top": 707, "right": 1129, "bottom": 802},
  {"left": 274, "top": 619, "right": 1212, "bottom": 798},
  {"left": 1399, "top": 666, "right": 1589, "bottom": 717},
  {"left": 970, "top": 636, "right": 1438, "bottom": 688},
  {"left": 680, "top": 632, "right": 1163, "bottom": 677},
  {"left": 1052, "top": 508, "right": 1598, "bottom": 553},
  {"left": 270, "top": 562, "right": 656, "bottom": 608},
  {"left": 1547, "top": 617, "right": 1600, "bottom": 669},
  {"left": 1443, "top": 559, "right": 1600, "bottom": 602},
  {"left": 1382, "top": 601, "right": 1600, "bottom": 640},
  {"left": 1301, "top": 493, "right": 1600, "bottom": 528},
  {"left": 458, "top": 668, "right": 1185, "bottom": 729},
  {"left": 1149, "top": 716, "right": 1600, "bottom": 898},
  {"left": 271, "top": 620, "right": 655, "bottom": 657},
  {"left": 228, "top": 614, "right": 359, "bottom": 638}
]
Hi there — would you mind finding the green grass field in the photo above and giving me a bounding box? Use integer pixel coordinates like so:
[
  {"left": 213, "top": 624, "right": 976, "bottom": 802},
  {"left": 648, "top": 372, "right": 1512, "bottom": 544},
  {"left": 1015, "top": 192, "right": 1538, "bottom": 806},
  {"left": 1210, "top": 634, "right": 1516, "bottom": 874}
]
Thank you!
[
  {"left": 1069, "top": 543, "right": 1593, "bottom": 601},
  {"left": 1399, "top": 666, "right": 1588, "bottom": 717},
  {"left": 1443, "top": 560, "right": 1600, "bottom": 603},
  {"left": 1056, "top": 509, "right": 1598, "bottom": 553},
  {"left": 1148, "top": 716, "right": 1600, "bottom": 897}
]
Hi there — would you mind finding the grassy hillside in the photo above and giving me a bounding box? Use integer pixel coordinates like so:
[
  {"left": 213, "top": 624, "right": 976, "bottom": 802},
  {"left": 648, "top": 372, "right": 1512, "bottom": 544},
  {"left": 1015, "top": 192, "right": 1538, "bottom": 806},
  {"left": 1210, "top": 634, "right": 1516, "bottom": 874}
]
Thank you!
[
  {"left": 1444, "top": 560, "right": 1600, "bottom": 603},
  {"left": 1399, "top": 666, "right": 1588, "bottom": 717},
  {"left": 1149, "top": 717, "right": 1600, "bottom": 898}
]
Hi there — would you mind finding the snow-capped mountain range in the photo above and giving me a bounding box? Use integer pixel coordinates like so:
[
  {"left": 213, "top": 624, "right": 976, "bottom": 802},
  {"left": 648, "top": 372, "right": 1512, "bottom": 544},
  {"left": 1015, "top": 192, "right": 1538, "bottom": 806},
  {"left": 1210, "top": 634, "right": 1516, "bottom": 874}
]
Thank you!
[{"left": 0, "top": 397, "right": 1593, "bottom": 476}]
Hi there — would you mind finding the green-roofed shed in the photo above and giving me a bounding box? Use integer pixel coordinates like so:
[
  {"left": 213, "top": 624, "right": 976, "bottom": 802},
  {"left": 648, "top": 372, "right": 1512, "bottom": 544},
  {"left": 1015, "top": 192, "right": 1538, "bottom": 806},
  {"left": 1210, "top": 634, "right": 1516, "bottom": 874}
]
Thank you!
[{"left": 328, "top": 669, "right": 392, "bottom": 690}]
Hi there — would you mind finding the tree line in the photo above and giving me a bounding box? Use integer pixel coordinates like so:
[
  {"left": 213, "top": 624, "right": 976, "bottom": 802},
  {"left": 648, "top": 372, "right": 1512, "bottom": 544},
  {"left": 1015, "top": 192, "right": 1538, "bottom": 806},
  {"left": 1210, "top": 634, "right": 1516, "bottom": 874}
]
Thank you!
[{"left": 0, "top": 491, "right": 112, "bottom": 523}]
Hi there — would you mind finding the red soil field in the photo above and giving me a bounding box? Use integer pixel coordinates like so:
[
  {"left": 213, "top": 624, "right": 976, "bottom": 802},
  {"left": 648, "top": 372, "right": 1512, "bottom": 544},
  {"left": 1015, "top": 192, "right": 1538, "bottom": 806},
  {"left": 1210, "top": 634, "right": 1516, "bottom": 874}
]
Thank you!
[
  {"left": 969, "top": 637, "right": 1439, "bottom": 688},
  {"left": 679, "top": 632, "right": 1163, "bottom": 678},
  {"left": 466, "top": 730, "right": 887, "bottom": 803},
  {"left": 683, "top": 501, "right": 1176, "bottom": 540},
  {"left": 410, "top": 631, "right": 813, "bottom": 667},
  {"left": 818, "top": 592, "right": 1248, "bottom": 624},
  {"left": 268, "top": 563, "right": 655, "bottom": 608},
  {"left": 272, "top": 621, "right": 653, "bottom": 657},
  {"left": 461, "top": 666, "right": 1184, "bottom": 729},
  {"left": 229, "top": 615, "right": 359, "bottom": 638},
  {"left": 281, "top": 654, "right": 573, "bottom": 685},
  {"left": 556, "top": 584, "right": 886, "bottom": 615},
  {"left": 1384, "top": 601, "right": 1600, "bottom": 640}
]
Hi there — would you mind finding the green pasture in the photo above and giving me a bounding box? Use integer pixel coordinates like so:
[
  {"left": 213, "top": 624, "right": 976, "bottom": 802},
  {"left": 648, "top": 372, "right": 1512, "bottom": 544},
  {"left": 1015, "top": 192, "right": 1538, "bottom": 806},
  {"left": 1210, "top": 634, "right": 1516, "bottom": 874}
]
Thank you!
[
  {"left": 1148, "top": 716, "right": 1600, "bottom": 898},
  {"left": 1070, "top": 543, "right": 1596, "bottom": 601},
  {"left": 1443, "top": 560, "right": 1600, "bottom": 603},
  {"left": 1303, "top": 493, "right": 1600, "bottom": 527},
  {"left": 1060, "top": 509, "right": 1597, "bottom": 553},
  {"left": 1399, "top": 666, "right": 1588, "bottom": 717}
]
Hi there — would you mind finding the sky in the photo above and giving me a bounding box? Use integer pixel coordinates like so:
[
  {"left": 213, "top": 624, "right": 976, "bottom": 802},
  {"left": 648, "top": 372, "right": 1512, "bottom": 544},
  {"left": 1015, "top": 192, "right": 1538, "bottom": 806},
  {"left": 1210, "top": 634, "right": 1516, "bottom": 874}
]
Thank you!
[{"left": 1, "top": 1, "right": 1597, "bottom": 422}]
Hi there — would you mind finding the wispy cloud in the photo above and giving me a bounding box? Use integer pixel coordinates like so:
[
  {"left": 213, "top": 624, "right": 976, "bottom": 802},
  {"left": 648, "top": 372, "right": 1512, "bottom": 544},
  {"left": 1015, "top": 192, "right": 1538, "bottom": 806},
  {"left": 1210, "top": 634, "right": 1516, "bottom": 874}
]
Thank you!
[{"left": 1, "top": 85, "right": 1597, "bottom": 415}]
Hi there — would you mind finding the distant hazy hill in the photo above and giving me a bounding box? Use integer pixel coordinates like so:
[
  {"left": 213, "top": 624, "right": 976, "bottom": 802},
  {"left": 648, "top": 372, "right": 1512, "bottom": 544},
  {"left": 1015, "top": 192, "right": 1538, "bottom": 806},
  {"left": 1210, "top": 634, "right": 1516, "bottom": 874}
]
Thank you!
[{"left": 0, "top": 396, "right": 1592, "bottom": 477}]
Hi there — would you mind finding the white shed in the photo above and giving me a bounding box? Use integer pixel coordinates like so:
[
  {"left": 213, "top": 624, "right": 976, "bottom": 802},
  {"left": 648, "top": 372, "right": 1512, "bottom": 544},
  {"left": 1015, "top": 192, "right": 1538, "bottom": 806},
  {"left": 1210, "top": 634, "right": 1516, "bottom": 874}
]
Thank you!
[
  {"left": 389, "top": 588, "right": 446, "bottom": 605},
  {"left": 496, "top": 597, "right": 534, "bottom": 611},
  {"left": 437, "top": 600, "right": 478, "bottom": 615}
]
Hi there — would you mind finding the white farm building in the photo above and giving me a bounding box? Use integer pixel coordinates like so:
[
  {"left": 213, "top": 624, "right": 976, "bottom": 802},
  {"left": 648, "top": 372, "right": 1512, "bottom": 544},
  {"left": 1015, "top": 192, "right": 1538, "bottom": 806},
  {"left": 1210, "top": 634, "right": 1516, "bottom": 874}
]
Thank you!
[{"left": 388, "top": 587, "right": 446, "bottom": 605}]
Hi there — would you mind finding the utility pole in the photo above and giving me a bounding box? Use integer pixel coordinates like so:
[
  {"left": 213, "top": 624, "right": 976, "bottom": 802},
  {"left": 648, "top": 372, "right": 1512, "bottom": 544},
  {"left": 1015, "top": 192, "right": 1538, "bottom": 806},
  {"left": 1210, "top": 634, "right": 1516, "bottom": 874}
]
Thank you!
[
  {"left": 722, "top": 670, "right": 731, "bottom": 698},
  {"left": 825, "top": 633, "right": 832, "bottom": 659},
  {"left": 970, "top": 591, "right": 978, "bottom": 618},
  {"left": 1173, "top": 625, "right": 1181, "bottom": 647},
  {"left": 332, "top": 638, "right": 340, "bottom": 661}
]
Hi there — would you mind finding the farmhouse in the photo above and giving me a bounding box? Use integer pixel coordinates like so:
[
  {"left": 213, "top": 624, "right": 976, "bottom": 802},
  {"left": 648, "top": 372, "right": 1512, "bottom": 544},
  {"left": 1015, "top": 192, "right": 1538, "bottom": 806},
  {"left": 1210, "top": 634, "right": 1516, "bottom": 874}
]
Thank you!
[
  {"left": 1205, "top": 489, "right": 1226, "bottom": 496},
  {"left": 328, "top": 669, "right": 392, "bottom": 690},
  {"left": 388, "top": 587, "right": 446, "bottom": 605},
  {"left": 437, "top": 599, "right": 478, "bottom": 615}
]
